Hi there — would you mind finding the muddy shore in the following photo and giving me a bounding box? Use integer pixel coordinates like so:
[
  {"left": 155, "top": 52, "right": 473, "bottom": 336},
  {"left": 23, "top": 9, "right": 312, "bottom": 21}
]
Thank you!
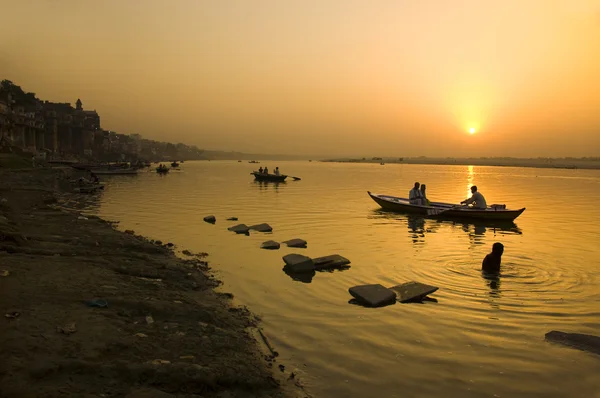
[{"left": 0, "top": 166, "right": 307, "bottom": 397}]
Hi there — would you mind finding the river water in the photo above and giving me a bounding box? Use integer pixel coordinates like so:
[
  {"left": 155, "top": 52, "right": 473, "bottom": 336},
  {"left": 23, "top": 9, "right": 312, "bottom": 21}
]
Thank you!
[{"left": 73, "top": 161, "right": 600, "bottom": 397}]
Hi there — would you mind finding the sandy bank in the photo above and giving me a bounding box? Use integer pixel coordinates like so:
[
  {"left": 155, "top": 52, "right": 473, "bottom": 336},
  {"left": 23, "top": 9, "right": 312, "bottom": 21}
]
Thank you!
[
  {"left": 322, "top": 157, "right": 600, "bottom": 170},
  {"left": 0, "top": 167, "right": 307, "bottom": 397}
]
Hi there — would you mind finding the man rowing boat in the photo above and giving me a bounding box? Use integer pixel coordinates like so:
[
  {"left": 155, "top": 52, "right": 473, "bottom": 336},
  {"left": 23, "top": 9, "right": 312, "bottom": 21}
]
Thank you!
[{"left": 461, "top": 185, "right": 487, "bottom": 209}]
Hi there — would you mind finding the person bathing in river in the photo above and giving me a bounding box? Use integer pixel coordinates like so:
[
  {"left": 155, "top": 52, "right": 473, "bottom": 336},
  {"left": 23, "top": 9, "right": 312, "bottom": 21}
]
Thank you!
[
  {"left": 409, "top": 182, "right": 423, "bottom": 205},
  {"left": 482, "top": 242, "right": 504, "bottom": 273},
  {"left": 274, "top": 166, "right": 280, "bottom": 176},
  {"left": 461, "top": 185, "right": 487, "bottom": 209}
]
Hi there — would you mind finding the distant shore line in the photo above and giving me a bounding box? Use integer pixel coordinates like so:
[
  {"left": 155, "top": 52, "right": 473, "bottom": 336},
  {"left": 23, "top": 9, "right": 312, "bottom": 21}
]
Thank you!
[{"left": 320, "top": 158, "right": 600, "bottom": 170}]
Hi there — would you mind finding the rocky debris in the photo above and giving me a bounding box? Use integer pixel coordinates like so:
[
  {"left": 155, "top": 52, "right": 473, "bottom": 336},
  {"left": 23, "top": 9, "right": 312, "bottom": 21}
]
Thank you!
[
  {"left": 226, "top": 217, "right": 238, "bottom": 221},
  {"left": 181, "top": 250, "right": 193, "bottom": 256},
  {"left": 282, "top": 254, "right": 314, "bottom": 273},
  {"left": 57, "top": 322, "right": 77, "bottom": 334},
  {"left": 261, "top": 240, "right": 280, "bottom": 250},
  {"left": 313, "top": 254, "right": 350, "bottom": 270},
  {"left": 203, "top": 215, "right": 216, "bottom": 224},
  {"left": 124, "top": 230, "right": 135, "bottom": 235},
  {"left": 227, "top": 224, "right": 250, "bottom": 234},
  {"left": 389, "top": 281, "right": 439, "bottom": 303},
  {"left": 349, "top": 284, "right": 397, "bottom": 307},
  {"left": 283, "top": 238, "right": 307, "bottom": 248},
  {"left": 545, "top": 331, "right": 600, "bottom": 355},
  {"left": 249, "top": 223, "right": 273, "bottom": 233}
]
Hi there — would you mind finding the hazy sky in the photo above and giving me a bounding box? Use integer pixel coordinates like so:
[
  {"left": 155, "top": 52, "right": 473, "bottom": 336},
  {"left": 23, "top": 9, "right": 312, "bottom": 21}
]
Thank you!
[{"left": 1, "top": 0, "right": 599, "bottom": 157}]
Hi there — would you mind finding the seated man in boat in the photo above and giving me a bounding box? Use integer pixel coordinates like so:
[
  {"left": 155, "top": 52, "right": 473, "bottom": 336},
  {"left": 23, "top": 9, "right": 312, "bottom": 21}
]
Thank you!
[
  {"left": 263, "top": 166, "right": 269, "bottom": 175},
  {"left": 420, "top": 184, "right": 430, "bottom": 206},
  {"left": 409, "top": 182, "right": 423, "bottom": 205},
  {"left": 482, "top": 242, "right": 504, "bottom": 273},
  {"left": 258, "top": 166, "right": 264, "bottom": 174},
  {"left": 461, "top": 185, "right": 487, "bottom": 209},
  {"left": 274, "top": 167, "right": 280, "bottom": 176}
]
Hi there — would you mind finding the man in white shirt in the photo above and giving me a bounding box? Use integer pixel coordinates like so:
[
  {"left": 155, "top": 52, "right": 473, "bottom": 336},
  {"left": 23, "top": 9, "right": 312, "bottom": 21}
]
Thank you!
[
  {"left": 409, "top": 182, "right": 423, "bottom": 205},
  {"left": 461, "top": 185, "right": 487, "bottom": 209},
  {"left": 274, "top": 167, "right": 280, "bottom": 176}
]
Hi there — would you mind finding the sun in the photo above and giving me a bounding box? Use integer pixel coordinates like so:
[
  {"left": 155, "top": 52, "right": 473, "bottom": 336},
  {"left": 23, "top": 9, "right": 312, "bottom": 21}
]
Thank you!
[{"left": 469, "top": 127, "right": 476, "bottom": 134}]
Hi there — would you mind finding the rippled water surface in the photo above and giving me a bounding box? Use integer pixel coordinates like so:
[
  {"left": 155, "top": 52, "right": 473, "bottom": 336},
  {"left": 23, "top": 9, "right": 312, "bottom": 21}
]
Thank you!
[{"left": 74, "top": 161, "right": 600, "bottom": 397}]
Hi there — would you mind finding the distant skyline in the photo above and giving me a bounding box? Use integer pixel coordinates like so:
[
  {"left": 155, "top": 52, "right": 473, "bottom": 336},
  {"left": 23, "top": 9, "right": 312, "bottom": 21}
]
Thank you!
[{"left": 1, "top": 0, "right": 599, "bottom": 157}]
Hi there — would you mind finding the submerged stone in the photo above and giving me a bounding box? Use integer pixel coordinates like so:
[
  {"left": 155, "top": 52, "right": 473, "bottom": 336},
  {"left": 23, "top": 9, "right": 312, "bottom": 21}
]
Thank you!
[
  {"left": 203, "top": 215, "right": 216, "bottom": 224},
  {"left": 389, "top": 281, "right": 439, "bottom": 303},
  {"left": 261, "top": 240, "right": 280, "bottom": 250},
  {"left": 228, "top": 224, "right": 250, "bottom": 234},
  {"left": 282, "top": 254, "right": 314, "bottom": 273},
  {"left": 313, "top": 254, "right": 350, "bottom": 270},
  {"left": 349, "top": 284, "right": 396, "bottom": 307},
  {"left": 249, "top": 223, "right": 273, "bottom": 232},
  {"left": 283, "top": 238, "right": 307, "bottom": 248},
  {"left": 545, "top": 331, "right": 600, "bottom": 355}
]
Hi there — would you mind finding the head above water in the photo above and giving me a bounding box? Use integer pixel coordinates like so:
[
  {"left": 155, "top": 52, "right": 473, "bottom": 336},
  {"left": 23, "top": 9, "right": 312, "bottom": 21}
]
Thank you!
[
  {"left": 414, "top": 182, "right": 420, "bottom": 189},
  {"left": 471, "top": 185, "right": 478, "bottom": 193},
  {"left": 492, "top": 242, "right": 504, "bottom": 256}
]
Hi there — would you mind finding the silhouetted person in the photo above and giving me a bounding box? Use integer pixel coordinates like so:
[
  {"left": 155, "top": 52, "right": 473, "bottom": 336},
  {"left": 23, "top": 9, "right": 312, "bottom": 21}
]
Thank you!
[
  {"left": 482, "top": 242, "right": 504, "bottom": 273},
  {"left": 263, "top": 166, "right": 269, "bottom": 175},
  {"left": 274, "top": 166, "right": 280, "bottom": 176},
  {"left": 461, "top": 185, "right": 487, "bottom": 209},
  {"left": 420, "top": 184, "right": 429, "bottom": 206},
  {"left": 258, "top": 166, "right": 263, "bottom": 173},
  {"left": 409, "top": 182, "right": 422, "bottom": 205}
]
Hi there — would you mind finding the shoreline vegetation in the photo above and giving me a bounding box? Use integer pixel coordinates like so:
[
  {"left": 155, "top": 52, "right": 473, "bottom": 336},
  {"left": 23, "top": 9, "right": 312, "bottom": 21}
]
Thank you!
[
  {"left": 320, "top": 157, "right": 600, "bottom": 170},
  {"left": 0, "top": 155, "right": 307, "bottom": 397}
]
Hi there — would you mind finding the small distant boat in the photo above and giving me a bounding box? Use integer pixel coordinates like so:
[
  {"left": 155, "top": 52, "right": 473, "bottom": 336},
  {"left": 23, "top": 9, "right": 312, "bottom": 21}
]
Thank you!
[
  {"left": 171, "top": 162, "right": 179, "bottom": 167},
  {"left": 380, "top": 162, "right": 385, "bottom": 165},
  {"left": 156, "top": 167, "right": 169, "bottom": 174},
  {"left": 90, "top": 168, "right": 138, "bottom": 175},
  {"left": 367, "top": 192, "right": 525, "bottom": 221},
  {"left": 75, "top": 185, "right": 105, "bottom": 194},
  {"left": 252, "top": 172, "right": 287, "bottom": 182},
  {"left": 238, "top": 160, "right": 242, "bottom": 162},
  {"left": 248, "top": 160, "right": 260, "bottom": 164}
]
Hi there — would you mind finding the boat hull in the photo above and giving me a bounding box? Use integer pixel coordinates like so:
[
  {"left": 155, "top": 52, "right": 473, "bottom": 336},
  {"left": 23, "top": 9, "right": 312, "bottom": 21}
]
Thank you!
[
  {"left": 368, "top": 192, "right": 525, "bottom": 221},
  {"left": 252, "top": 172, "right": 287, "bottom": 182},
  {"left": 90, "top": 168, "right": 138, "bottom": 175}
]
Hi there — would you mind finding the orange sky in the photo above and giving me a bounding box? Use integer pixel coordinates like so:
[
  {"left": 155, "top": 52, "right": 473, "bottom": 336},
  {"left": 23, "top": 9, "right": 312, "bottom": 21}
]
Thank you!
[{"left": 1, "top": 0, "right": 599, "bottom": 157}]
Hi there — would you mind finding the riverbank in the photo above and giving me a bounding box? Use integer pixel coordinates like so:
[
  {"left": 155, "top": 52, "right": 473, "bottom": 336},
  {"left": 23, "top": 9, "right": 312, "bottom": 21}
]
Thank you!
[
  {"left": 322, "top": 157, "right": 600, "bottom": 170},
  {"left": 0, "top": 166, "right": 306, "bottom": 397}
]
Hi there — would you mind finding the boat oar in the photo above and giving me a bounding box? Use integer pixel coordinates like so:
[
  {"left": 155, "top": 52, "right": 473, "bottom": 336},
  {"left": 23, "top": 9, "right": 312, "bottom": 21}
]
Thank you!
[{"left": 427, "top": 204, "right": 463, "bottom": 216}]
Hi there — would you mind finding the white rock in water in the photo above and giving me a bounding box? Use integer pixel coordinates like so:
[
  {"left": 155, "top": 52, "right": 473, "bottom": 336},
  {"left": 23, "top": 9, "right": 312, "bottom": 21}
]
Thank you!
[
  {"left": 283, "top": 238, "right": 307, "bottom": 248},
  {"left": 282, "top": 254, "right": 314, "bottom": 273},
  {"left": 228, "top": 224, "right": 250, "bottom": 234},
  {"left": 249, "top": 223, "right": 273, "bottom": 232},
  {"left": 261, "top": 240, "right": 280, "bottom": 250},
  {"left": 349, "top": 284, "right": 396, "bottom": 307}
]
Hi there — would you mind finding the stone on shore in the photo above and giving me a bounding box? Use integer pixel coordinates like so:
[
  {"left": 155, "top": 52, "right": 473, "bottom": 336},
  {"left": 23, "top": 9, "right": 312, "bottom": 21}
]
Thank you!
[
  {"left": 249, "top": 223, "right": 273, "bottom": 232},
  {"left": 282, "top": 254, "right": 314, "bottom": 273},
  {"left": 545, "top": 331, "right": 600, "bottom": 355},
  {"left": 283, "top": 238, "right": 307, "bottom": 248},
  {"left": 226, "top": 217, "right": 238, "bottom": 221},
  {"left": 228, "top": 224, "right": 250, "bottom": 234},
  {"left": 389, "top": 281, "right": 439, "bottom": 303},
  {"left": 313, "top": 254, "right": 350, "bottom": 270},
  {"left": 203, "top": 215, "right": 216, "bottom": 224},
  {"left": 261, "top": 240, "right": 280, "bottom": 250},
  {"left": 349, "top": 284, "right": 397, "bottom": 307}
]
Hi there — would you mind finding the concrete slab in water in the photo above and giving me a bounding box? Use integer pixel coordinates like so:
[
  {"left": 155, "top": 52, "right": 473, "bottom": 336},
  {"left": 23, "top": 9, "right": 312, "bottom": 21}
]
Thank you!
[
  {"left": 282, "top": 254, "right": 314, "bottom": 273},
  {"left": 249, "top": 223, "right": 273, "bottom": 232},
  {"left": 313, "top": 254, "right": 351, "bottom": 270},
  {"left": 389, "top": 281, "right": 439, "bottom": 303},
  {"left": 228, "top": 224, "right": 250, "bottom": 234},
  {"left": 203, "top": 215, "right": 216, "bottom": 224},
  {"left": 283, "top": 238, "right": 307, "bottom": 248},
  {"left": 545, "top": 331, "right": 600, "bottom": 355},
  {"left": 349, "top": 284, "right": 396, "bottom": 307},
  {"left": 261, "top": 240, "right": 280, "bottom": 250}
]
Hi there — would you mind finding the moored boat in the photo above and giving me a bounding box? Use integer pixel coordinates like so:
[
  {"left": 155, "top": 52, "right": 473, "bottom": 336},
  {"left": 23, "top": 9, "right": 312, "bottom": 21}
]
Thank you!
[
  {"left": 367, "top": 191, "right": 525, "bottom": 221},
  {"left": 90, "top": 168, "right": 138, "bottom": 175},
  {"left": 171, "top": 162, "right": 179, "bottom": 167},
  {"left": 252, "top": 172, "right": 287, "bottom": 182}
]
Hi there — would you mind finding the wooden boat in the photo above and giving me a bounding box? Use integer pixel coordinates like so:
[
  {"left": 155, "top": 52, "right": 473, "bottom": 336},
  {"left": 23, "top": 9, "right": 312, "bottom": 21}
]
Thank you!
[
  {"left": 156, "top": 167, "right": 169, "bottom": 174},
  {"left": 367, "top": 191, "right": 525, "bottom": 221},
  {"left": 171, "top": 162, "right": 179, "bottom": 167},
  {"left": 252, "top": 172, "right": 287, "bottom": 182},
  {"left": 90, "top": 168, "right": 138, "bottom": 175}
]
